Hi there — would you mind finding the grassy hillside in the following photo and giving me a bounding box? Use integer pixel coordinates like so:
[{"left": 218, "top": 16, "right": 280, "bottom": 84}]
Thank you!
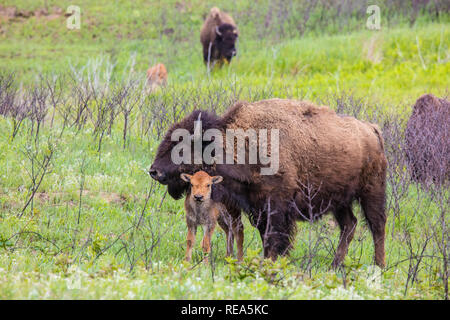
[
  {"left": 1, "top": 0, "right": 449, "bottom": 105},
  {"left": 0, "top": 1, "right": 449, "bottom": 299}
]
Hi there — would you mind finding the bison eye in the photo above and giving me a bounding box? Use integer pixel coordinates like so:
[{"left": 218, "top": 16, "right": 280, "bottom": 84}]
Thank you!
[{"left": 207, "top": 184, "right": 211, "bottom": 187}]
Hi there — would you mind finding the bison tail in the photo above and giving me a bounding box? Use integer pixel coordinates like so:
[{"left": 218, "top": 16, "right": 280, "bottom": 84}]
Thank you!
[{"left": 370, "top": 124, "right": 385, "bottom": 151}]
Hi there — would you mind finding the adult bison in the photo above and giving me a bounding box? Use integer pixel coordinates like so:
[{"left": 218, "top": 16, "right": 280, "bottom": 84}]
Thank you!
[
  {"left": 200, "top": 7, "right": 238, "bottom": 67},
  {"left": 405, "top": 94, "right": 449, "bottom": 185},
  {"left": 150, "top": 99, "right": 387, "bottom": 268}
]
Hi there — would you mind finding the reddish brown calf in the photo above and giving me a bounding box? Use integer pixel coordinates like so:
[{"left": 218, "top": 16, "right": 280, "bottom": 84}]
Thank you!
[{"left": 181, "top": 171, "right": 243, "bottom": 263}]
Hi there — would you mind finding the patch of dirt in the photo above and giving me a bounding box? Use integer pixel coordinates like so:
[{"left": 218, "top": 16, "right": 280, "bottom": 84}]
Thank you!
[
  {"left": 98, "top": 191, "right": 128, "bottom": 204},
  {"left": 0, "top": 5, "right": 68, "bottom": 23},
  {"left": 34, "top": 190, "right": 128, "bottom": 205},
  {"left": 162, "top": 28, "right": 174, "bottom": 35}
]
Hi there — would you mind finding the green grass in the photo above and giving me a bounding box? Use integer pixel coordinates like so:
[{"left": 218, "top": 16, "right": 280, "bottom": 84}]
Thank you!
[
  {"left": 1, "top": 1, "right": 449, "bottom": 106},
  {"left": 0, "top": 1, "right": 449, "bottom": 299}
]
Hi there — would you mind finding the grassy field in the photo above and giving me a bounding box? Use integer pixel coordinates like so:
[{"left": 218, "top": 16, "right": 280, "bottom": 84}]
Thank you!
[{"left": 0, "top": 1, "right": 449, "bottom": 299}]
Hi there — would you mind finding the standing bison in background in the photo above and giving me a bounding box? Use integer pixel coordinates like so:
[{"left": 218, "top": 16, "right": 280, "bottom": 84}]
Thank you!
[
  {"left": 150, "top": 99, "right": 388, "bottom": 268},
  {"left": 405, "top": 94, "right": 449, "bottom": 185},
  {"left": 200, "top": 7, "right": 238, "bottom": 68}
]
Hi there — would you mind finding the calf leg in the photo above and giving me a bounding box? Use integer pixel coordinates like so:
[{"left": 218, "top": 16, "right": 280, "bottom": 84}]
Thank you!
[
  {"left": 332, "top": 206, "right": 357, "bottom": 268},
  {"left": 201, "top": 224, "right": 216, "bottom": 264},
  {"left": 185, "top": 226, "right": 197, "bottom": 262}
]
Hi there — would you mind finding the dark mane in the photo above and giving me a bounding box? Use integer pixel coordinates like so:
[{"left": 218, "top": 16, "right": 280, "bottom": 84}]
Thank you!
[
  {"left": 151, "top": 109, "right": 226, "bottom": 199},
  {"left": 217, "top": 23, "right": 236, "bottom": 34}
]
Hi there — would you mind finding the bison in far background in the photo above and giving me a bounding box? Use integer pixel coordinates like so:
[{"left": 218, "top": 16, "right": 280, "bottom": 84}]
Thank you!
[
  {"left": 405, "top": 94, "right": 449, "bottom": 185},
  {"left": 146, "top": 63, "right": 168, "bottom": 92},
  {"left": 200, "top": 7, "right": 238, "bottom": 68}
]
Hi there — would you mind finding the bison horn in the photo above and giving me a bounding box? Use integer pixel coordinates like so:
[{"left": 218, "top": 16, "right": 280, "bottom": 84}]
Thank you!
[
  {"left": 215, "top": 26, "right": 222, "bottom": 36},
  {"left": 191, "top": 112, "right": 202, "bottom": 141}
]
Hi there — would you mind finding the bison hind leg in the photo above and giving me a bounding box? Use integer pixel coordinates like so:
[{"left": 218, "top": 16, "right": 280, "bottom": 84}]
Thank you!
[
  {"left": 218, "top": 214, "right": 234, "bottom": 257},
  {"left": 331, "top": 205, "right": 357, "bottom": 268},
  {"left": 360, "top": 190, "right": 387, "bottom": 268}
]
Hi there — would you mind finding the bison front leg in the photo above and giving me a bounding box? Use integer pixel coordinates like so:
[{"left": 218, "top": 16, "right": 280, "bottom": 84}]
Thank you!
[
  {"left": 218, "top": 215, "right": 234, "bottom": 258},
  {"left": 332, "top": 206, "right": 357, "bottom": 268},
  {"left": 232, "top": 216, "right": 244, "bottom": 262},
  {"left": 255, "top": 209, "right": 294, "bottom": 260}
]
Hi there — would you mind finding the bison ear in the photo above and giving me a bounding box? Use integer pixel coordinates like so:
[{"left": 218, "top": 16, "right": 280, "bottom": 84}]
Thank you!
[
  {"left": 180, "top": 173, "right": 192, "bottom": 182},
  {"left": 211, "top": 176, "right": 223, "bottom": 184}
]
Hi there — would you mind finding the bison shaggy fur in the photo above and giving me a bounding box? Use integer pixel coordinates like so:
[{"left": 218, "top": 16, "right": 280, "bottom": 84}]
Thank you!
[
  {"left": 150, "top": 99, "right": 388, "bottom": 267},
  {"left": 405, "top": 94, "right": 449, "bottom": 185}
]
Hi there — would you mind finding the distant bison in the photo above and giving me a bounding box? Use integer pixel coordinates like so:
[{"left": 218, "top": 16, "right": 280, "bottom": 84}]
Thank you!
[
  {"left": 200, "top": 7, "right": 238, "bottom": 67},
  {"left": 150, "top": 99, "right": 387, "bottom": 268},
  {"left": 146, "top": 63, "right": 167, "bottom": 92},
  {"left": 405, "top": 94, "right": 449, "bottom": 185}
]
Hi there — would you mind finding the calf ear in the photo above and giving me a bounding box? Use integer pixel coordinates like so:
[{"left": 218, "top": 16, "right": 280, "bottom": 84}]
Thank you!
[
  {"left": 212, "top": 176, "right": 223, "bottom": 184},
  {"left": 180, "top": 173, "right": 192, "bottom": 182}
]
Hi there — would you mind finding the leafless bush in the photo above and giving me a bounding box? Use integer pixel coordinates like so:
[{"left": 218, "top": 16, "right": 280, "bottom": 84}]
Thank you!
[
  {"left": 64, "top": 73, "right": 92, "bottom": 133},
  {"left": 0, "top": 76, "right": 33, "bottom": 139},
  {"left": 44, "top": 74, "right": 66, "bottom": 128},
  {"left": 290, "top": 181, "right": 334, "bottom": 275},
  {"left": 115, "top": 79, "right": 147, "bottom": 149},
  {"left": 19, "top": 137, "right": 56, "bottom": 218},
  {"left": 0, "top": 72, "right": 16, "bottom": 116},
  {"left": 29, "top": 80, "right": 50, "bottom": 141},
  {"left": 110, "top": 184, "right": 176, "bottom": 272},
  {"left": 381, "top": 113, "right": 412, "bottom": 237}
]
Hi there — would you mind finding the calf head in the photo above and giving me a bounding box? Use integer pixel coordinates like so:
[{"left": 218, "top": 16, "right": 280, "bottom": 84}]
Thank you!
[{"left": 181, "top": 171, "right": 223, "bottom": 203}]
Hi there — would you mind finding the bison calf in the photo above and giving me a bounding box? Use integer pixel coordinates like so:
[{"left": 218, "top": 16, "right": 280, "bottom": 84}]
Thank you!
[
  {"left": 146, "top": 63, "right": 167, "bottom": 92},
  {"left": 200, "top": 7, "right": 238, "bottom": 68},
  {"left": 181, "top": 171, "right": 244, "bottom": 263}
]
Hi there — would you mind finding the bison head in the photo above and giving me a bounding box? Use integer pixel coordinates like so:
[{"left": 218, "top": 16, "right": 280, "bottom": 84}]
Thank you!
[
  {"left": 215, "top": 23, "right": 238, "bottom": 62},
  {"left": 149, "top": 110, "right": 223, "bottom": 199}
]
